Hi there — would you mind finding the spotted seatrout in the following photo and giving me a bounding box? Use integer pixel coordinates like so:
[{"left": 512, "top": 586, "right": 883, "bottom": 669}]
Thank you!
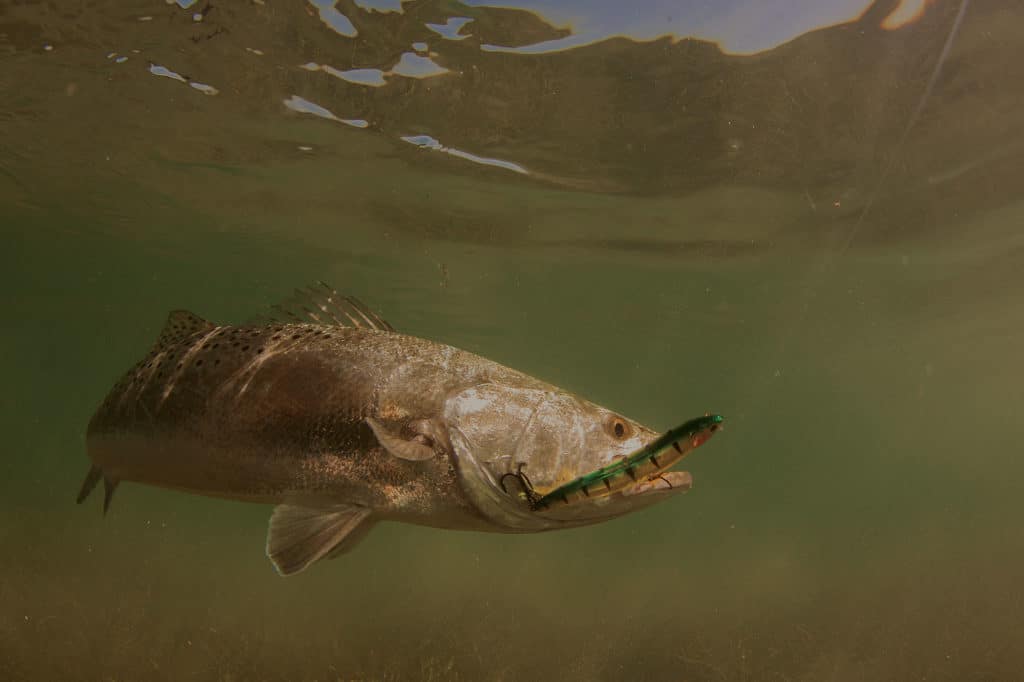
[{"left": 79, "top": 284, "right": 724, "bottom": 575}]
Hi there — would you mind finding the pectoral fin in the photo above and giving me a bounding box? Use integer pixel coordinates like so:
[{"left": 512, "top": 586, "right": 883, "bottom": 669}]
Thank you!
[
  {"left": 266, "top": 504, "right": 373, "bottom": 576},
  {"left": 366, "top": 417, "right": 435, "bottom": 461}
]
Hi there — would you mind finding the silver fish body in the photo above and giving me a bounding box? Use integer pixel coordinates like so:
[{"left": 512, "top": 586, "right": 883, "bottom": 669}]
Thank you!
[{"left": 80, "top": 286, "right": 718, "bottom": 575}]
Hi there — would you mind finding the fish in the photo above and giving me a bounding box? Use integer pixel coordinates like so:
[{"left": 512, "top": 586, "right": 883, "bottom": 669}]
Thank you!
[{"left": 79, "top": 283, "right": 724, "bottom": 576}]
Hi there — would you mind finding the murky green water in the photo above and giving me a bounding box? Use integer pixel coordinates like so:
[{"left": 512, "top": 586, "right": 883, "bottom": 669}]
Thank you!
[{"left": 3, "top": 0, "right": 1023, "bottom": 679}]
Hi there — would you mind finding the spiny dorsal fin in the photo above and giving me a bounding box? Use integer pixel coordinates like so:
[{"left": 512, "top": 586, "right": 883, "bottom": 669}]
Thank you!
[
  {"left": 155, "top": 310, "right": 216, "bottom": 351},
  {"left": 262, "top": 282, "right": 395, "bottom": 332}
]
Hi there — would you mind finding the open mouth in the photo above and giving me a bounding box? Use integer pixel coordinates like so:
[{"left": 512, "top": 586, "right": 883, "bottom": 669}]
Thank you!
[{"left": 528, "top": 413, "right": 724, "bottom": 510}]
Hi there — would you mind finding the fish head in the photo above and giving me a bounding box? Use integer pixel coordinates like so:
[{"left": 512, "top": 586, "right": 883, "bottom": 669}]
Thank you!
[{"left": 443, "top": 382, "right": 710, "bottom": 531}]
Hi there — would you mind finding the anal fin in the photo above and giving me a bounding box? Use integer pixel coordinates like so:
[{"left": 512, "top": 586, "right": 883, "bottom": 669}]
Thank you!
[
  {"left": 266, "top": 504, "right": 373, "bottom": 576},
  {"left": 326, "top": 517, "right": 377, "bottom": 560}
]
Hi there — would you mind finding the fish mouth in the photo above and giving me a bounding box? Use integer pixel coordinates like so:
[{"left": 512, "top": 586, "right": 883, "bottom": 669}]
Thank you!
[
  {"left": 620, "top": 470, "right": 694, "bottom": 497},
  {"left": 531, "top": 414, "right": 723, "bottom": 511}
]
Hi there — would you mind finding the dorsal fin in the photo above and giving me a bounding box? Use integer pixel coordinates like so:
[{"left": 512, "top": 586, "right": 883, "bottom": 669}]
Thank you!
[
  {"left": 154, "top": 310, "right": 216, "bottom": 351},
  {"left": 262, "top": 282, "right": 395, "bottom": 331}
]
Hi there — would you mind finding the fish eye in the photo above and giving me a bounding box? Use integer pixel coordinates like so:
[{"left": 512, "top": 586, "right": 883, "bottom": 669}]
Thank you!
[
  {"left": 605, "top": 416, "right": 631, "bottom": 440},
  {"left": 413, "top": 433, "right": 435, "bottom": 449}
]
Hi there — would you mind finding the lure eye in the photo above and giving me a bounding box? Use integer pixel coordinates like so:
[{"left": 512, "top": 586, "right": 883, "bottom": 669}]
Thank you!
[{"left": 606, "top": 416, "right": 631, "bottom": 440}]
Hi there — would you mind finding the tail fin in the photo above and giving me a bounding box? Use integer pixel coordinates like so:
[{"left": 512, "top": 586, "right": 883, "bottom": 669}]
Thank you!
[
  {"left": 76, "top": 465, "right": 119, "bottom": 514},
  {"left": 76, "top": 465, "right": 102, "bottom": 504}
]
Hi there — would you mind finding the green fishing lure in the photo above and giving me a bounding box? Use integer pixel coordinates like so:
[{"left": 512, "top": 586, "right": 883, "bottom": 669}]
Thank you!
[{"left": 532, "top": 413, "right": 724, "bottom": 510}]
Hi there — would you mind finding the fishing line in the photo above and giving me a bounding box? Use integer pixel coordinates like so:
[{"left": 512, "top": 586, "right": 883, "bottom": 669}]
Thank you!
[
  {"left": 763, "top": 0, "right": 973, "bottom": 388},
  {"left": 837, "top": 0, "right": 972, "bottom": 255}
]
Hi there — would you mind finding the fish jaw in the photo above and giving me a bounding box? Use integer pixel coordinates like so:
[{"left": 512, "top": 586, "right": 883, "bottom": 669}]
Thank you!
[
  {"left": 532, "top": 470, "right": 696, "bottom": 523},
  {"left": 526, "top": 415, "right": 722, "bottom": 522},
  {"left": 533, "top": 414, "right": 722, "bottom": 510},
  {"left": 448, "top": 420, "right": 698, "bottom": 530},
  {"left": 623, "top": 470, "right": 694, "bottom": 496},
  {"left": 443, "top": 380, "right": 721, "bottom": 532}
]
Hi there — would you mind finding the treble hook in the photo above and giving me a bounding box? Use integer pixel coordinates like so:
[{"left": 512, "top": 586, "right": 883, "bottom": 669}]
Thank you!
[{"left": 499, "top": 463, "right": 543, "bottom": 510}]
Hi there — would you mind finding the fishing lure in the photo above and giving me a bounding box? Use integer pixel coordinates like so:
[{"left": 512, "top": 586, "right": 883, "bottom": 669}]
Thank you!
[{"left": 502, "top": 414, "right": 724, "bottom": 511}]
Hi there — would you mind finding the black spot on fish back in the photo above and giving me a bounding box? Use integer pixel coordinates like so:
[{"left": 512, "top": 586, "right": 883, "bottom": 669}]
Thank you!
[{"left": 93, "top": 321, "right": 355, "bottom": 435}]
